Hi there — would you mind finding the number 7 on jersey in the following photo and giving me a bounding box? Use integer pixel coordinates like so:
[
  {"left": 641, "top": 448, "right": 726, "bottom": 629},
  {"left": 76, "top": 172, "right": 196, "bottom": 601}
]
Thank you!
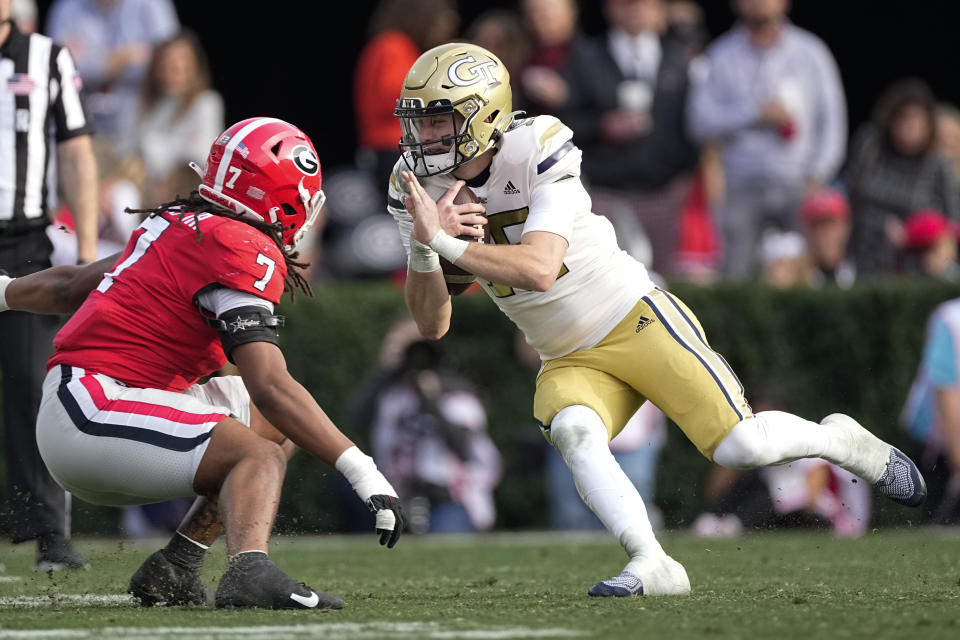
[{"left": 253, "top": 253, "right": 276, "bottom": 291}]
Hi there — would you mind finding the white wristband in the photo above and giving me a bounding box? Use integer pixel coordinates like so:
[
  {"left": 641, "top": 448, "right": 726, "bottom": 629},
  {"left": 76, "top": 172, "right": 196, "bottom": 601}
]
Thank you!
[
  {"left": 335, "top": 445, "right": 397, "bottom": 501},
  {"left": 429, "top": 231, "right": 469, "bottom": 263},
  {"left": 409, "top": 239, "right": 441, "bottom": 273},
  {"left": 0, "top": 275, "right": 14, "bottom": 312}
]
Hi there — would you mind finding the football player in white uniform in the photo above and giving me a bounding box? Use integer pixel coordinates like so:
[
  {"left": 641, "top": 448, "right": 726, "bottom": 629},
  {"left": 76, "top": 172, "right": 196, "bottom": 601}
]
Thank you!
[{"left": 386, "top": 43, "right": 928, "bottom": 597}]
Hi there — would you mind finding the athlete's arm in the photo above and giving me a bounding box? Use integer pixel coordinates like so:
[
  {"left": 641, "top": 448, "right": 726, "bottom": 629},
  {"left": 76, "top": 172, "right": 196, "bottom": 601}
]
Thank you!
[
  {"left": 1, "top": 253, "right": 120, "bottom": 314},
  {"left": 447, "top": 231, "right": 568, "bottom": 292},
  {"left": 232, "top": 341, "right": 405, "bottom": 547},
  {"left": 203, "top": 292, "right": 365, "bottom": 464},
  {"left": 389, "top": 173, "right": 458, "bottom": 340},
  {"left": 232, "top": 341, "right": 354, "bottom": 465},
  {"left": 404, "top": 269, "right": 453, "bottom": 340},
  {"left": 403, "top": 170, "right": 569, "bottom": 291}
]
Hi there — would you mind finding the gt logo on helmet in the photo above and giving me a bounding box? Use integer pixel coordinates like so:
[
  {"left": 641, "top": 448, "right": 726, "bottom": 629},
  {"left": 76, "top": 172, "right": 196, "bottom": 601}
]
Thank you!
[
  {"left": 292, "top": 145, "right": 319, "bottom": 176},
  {"left": 447, "top": 56, "right": 500, "bottom": 88}
]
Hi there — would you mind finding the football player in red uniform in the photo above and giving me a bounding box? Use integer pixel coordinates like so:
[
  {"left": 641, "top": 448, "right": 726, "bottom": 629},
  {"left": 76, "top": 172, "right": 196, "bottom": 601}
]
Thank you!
[{"left": 1, "top": 117, "right": 405, "bottom": 610}]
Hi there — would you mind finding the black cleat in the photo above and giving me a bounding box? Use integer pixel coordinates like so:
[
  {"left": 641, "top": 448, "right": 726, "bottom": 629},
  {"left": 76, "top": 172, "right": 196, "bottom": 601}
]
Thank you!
[
  {"left": 35, "top": 536, "right": 88, "bottom": 572},
  {"left": 129, "top": 550, "right": 213, "bottom": 607},
  {"left": 214, "top": 552, "right": 344, "bottom": 610}
]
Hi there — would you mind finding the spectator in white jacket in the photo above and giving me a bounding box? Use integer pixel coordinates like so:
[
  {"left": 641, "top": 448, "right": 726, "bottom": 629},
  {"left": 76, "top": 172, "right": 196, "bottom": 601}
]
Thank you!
[{"left": 686, "top": 0, "right": 847, "bottom": 280}]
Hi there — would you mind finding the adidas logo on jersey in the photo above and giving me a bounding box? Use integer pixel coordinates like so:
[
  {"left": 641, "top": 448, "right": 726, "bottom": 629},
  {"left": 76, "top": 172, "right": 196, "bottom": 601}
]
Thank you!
[
  {"left": 503, "top": 181, "right": 520, "bottom": 195},
  {"left": 635, "top": 316, "right": 655, "bottom": 332}
]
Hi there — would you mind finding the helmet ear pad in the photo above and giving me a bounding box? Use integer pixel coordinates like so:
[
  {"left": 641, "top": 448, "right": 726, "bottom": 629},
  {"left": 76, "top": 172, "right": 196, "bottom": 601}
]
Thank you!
[{"left": 198, "top": 117, "right": 324, "bottom": 247}]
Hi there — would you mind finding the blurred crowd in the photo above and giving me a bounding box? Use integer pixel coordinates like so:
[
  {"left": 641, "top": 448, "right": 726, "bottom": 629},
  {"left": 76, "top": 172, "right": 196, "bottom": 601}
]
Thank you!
[
  {"left": 332, "top": 0, "right": 960, "bottom": 536},
  {"left": 12, "top": 0, "right": 960, "bottom": 288},
  {"left": 4, "top": 0, "right": 960, "bottom": 543},
  {"left": 333, "top": 0, "right": 960, "bottom": 292},
  {"left": 6, "top": 0, "right": 222, "bottom": 269}
]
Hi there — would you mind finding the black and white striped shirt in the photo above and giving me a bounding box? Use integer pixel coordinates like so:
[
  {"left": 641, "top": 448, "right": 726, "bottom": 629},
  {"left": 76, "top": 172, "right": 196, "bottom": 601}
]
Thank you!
[{"left": 1, "top": 22, "right": 92, "bottom": 232}]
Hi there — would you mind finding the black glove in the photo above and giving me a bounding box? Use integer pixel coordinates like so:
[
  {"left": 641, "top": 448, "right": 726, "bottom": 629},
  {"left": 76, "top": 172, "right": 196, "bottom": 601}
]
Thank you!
[{"left": 366, "top": 494, "right": 406, "bottom": 548}]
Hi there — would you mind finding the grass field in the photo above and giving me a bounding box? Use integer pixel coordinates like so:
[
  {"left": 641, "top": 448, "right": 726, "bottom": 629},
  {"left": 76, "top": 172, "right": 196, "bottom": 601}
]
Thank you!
[{"left": 1, "top": 528, "right": 958, "bottom": 639}]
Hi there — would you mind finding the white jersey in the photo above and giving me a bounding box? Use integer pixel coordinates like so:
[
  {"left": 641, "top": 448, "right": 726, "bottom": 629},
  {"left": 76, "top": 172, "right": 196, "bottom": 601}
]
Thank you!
[{"left": 387, "top": 115, "right": 655, "bottom": 360}]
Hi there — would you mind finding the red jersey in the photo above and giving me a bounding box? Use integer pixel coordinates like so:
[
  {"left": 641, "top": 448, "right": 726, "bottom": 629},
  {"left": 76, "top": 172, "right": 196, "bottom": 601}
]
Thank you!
[
  {"left": 49, "top": 211, "right": 288, "bottom": 391},
  {"left": 353, "top": 30, "right": 420, "bottom": 150}
]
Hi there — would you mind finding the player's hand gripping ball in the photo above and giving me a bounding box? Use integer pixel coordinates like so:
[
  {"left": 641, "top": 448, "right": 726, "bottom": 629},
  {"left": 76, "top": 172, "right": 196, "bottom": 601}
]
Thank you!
[{"left": 442, "top": 185, "right": 486, "bottom": 296}]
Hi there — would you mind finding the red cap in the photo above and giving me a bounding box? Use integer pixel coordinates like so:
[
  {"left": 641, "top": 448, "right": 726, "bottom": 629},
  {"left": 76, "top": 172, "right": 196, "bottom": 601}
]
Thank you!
[
  {"left": 904, "top": 209, "right": 960, "bottom": 249},
  {"left": 801, "top": 188, "right": 850, "bottom": 223}
]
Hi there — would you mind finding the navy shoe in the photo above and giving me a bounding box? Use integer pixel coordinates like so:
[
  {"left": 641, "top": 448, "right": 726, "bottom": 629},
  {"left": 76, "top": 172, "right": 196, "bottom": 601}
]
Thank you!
[
  {"left": 588, "top": 571, "right": 644, "bottom": 597},
  {"left": 875, "top": 447, "right": 927, "bottom": 507},
  {"left": 214, "top": 552, "right": 344, "bottom": 610}
]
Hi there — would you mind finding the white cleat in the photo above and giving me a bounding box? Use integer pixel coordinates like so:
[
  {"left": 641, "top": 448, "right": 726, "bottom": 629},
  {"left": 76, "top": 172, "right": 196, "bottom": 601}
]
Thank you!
[
  {"left": 636, "top": 555, "right": 690, "bottom": 596},
  {"left": 820, "top": 413, "right": 890, "bottom": 480},
  {"left": 821, "top": 413, "right": 927, "bottom": 507},
  {"left": 873, "top": 447, "right": 927, "bottom": 507},
  {"left": 589, "top": 555, "right": 690, "bottom": 597},
  {"left": 588, "top": 570, "right": 643, "bottom": 597}
]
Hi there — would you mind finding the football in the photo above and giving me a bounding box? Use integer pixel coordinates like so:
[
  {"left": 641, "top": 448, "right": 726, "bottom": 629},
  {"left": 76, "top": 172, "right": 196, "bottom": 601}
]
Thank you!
[{"left": 441, "top": 185, "right": 485, "bottom": 296}]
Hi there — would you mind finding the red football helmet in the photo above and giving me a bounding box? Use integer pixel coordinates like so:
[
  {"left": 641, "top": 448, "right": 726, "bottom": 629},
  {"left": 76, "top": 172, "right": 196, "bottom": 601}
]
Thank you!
[{"left": 195, "top": 117, "right": 325, "bottom": 248}]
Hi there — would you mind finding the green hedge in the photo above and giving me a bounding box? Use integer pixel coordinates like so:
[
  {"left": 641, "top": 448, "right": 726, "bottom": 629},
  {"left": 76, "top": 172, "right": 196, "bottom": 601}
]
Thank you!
[{"left": 2, "top": 278, "right": 958, "bottom": 536}]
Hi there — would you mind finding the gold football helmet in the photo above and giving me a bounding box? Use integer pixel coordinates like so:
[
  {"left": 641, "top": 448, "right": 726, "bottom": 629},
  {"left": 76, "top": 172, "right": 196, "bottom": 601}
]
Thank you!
[{"left": 394, "top": 42, "right": 515, "bottom": 177}]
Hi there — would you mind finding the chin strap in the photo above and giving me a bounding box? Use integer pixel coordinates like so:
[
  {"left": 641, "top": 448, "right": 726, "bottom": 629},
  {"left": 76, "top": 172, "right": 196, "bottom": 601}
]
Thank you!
[{"left": 290, "top": 180, "right": 325, "bottom": 249}]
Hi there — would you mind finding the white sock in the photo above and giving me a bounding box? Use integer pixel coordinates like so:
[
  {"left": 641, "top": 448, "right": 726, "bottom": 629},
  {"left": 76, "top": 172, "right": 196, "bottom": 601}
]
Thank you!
[
  {"left": 550, "top": 405, "right": 665, "bottom": 565},
  {"left": 713, "top": 411, "right": 887, "bottom": 482},
  {"left": 229, "top": 549, "right": 268, "bottom": 563},
  {"left": 176, "top": 531, "right": 209, "bottom": 550}
]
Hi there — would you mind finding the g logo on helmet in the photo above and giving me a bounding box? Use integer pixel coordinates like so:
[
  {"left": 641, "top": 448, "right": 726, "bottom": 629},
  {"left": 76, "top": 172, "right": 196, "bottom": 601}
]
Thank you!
[
  {"left": 447, "top": 56, "right": 500, "bottom": 88},
  {"left": 291, "top": 145, "right": 319, "bottom": 176}
]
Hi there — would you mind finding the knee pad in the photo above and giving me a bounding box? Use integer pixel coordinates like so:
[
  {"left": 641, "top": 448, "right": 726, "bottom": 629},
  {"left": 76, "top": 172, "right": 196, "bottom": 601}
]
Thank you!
[
  {"left": 713, "top": 412, "right": 803, "bottom": 469},
  {"left": 550, "top": 405, "right": 608, "bottom": 457},
  {"left": 712, "top": 417, "right": 763, "bottom": 469}
]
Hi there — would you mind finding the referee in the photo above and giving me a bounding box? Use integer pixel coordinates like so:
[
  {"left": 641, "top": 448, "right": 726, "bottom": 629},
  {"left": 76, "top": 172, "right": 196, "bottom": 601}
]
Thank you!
[{"left": 1, "top": 1, "right": 98, "bottom": 570}]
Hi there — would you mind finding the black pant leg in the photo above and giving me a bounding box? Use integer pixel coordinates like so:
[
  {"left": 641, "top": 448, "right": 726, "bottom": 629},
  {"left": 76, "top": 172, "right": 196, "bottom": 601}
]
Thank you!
[
  {"left": 0, "top": 228, "right": 67, "bottom": 544},
  {"left": 0, "top": 309, "right": 65, "bottom": 543}
]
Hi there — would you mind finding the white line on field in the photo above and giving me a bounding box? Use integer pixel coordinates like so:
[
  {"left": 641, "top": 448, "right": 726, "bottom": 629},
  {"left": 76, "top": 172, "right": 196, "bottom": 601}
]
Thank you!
[
  {"left": 0, "top": 622, "right": 584, "bottom": 639},
  {"left": 0, "top": 594, "right": 136, "bottom": 608}
]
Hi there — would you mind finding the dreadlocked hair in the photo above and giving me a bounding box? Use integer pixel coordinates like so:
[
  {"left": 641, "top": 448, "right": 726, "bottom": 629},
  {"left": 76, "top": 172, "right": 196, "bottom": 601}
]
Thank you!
[{"left": 125, "top": 192, "right": 313, "bottom": 301}]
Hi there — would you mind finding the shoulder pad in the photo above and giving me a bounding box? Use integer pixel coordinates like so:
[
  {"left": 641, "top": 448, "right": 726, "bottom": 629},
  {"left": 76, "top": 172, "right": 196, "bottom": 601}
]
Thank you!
[
  {"left": 389, "top": 158, "right": 412, "bottom": 196},
  {"left": 500, "top": 115, "right": 579, "bottom": 182},
  {"left": 207, "top": 220, "right": 287, "bottom": 304},
  {"left": 532, "top": 115, "right": 574, "bottom": 154},
  {"left": 208, "top": 219, "right": 282, "bottom": 257},
  {"left": 498, "top": 115, "right": 575, "bottom": 167},
  {"left": 388, "top": 158, "right": 412, "bottom": 213},
  {"left": 505, "top": 116, "right": 536, "bottom": 133}
]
